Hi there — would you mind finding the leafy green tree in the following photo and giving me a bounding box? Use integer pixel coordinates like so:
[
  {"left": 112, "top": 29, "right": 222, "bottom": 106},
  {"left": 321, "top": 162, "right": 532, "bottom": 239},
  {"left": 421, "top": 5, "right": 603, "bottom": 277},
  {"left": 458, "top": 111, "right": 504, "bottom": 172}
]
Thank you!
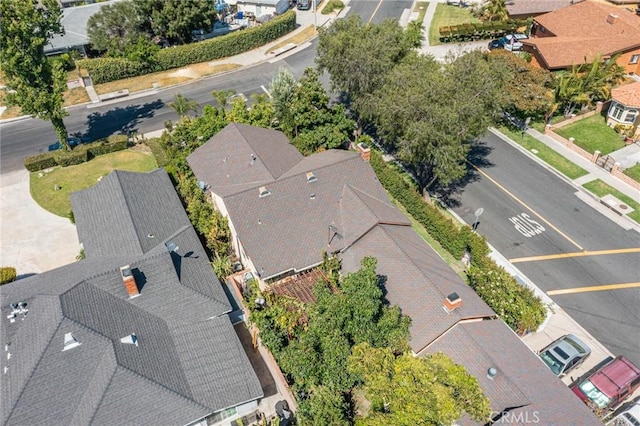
[
  {"left": 87, "top": 1, "right": 145, "bottom": 56},
  {"left": 226, "top": 97, "right": 251, "bottom": 123},
  {"left": 0, "top": 0, "right": 70, "bottom": 150},
  {"left": 316, "top": 16, "right": 412, "bottom": 115},
  {"left": 372, "top": 51, "right": 507, "bottom": 189},
  {"left": 349, "top": 343, "right": 491, "bottom": 425},
  {"left": 297, "top": 386, "right": 351, "bottom": 426},
  {"left": 190, "top": 104, "right": 229, "bottom": 140},
  {"left": 269, "top": 67, "right": 298, "bottom": 131},
  {"left": 168, "top": 94, "right": 200, "bottom": 119},
  {"left": 287, "top": 68, "right": 355, "bottom": 154},
  {"left": 487, "top": 49, "right": 553, "bottom": 120},
  {"left": 134, "top": 0, "right": 218, "bottom": 44},
  {"left": 247, "top": 93, "right": 276, "bottom": 128}
]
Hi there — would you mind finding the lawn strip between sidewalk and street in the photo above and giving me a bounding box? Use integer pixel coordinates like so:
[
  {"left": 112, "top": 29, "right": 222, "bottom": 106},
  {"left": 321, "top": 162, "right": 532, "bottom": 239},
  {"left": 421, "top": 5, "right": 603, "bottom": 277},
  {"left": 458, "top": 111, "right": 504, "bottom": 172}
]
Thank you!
[
  {"left": 583, "top": 179, "right": 640, "bottom": 224},
  {"left": 498, "top": 126, "right": 589, "bottom": 180}
]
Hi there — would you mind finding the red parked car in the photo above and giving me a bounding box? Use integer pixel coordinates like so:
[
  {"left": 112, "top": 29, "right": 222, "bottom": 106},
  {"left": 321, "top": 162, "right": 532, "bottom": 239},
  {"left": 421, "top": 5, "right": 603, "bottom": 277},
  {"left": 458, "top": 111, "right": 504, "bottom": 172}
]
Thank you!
[{"left": 571, "top": 356, "right": 640, "bottom": 413}]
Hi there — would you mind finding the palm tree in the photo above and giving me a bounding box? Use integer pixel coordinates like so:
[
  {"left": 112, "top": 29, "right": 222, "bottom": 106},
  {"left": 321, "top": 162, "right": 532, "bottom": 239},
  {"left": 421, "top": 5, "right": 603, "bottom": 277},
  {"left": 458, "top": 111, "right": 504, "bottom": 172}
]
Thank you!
[
  {"left": 168, "top": 94, "right": 199, "bottom": 119},
  {"left": 211, "top": 89, "right": 236, "bottom": 109},
  {"left": 480, "top": 0, "right": 507, "bottom": 21}
]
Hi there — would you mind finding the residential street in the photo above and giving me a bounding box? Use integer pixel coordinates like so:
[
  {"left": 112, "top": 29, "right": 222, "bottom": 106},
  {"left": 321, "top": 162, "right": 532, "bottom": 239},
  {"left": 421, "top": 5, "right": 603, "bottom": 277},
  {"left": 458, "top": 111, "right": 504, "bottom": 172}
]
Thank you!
[{"left": 449, "top": 130, "right": 640, "bottom": 365}]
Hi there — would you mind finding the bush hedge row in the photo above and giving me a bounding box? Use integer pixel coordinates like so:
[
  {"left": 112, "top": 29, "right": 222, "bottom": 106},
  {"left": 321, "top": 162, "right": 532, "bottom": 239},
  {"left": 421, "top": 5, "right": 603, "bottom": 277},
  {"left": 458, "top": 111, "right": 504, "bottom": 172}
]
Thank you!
[
  {"left": 439, "top": 19, "right": 528, "bottom": 43},
  {"left": 24, "top": 135, "right": 129, "bottom": 172},
  {"left": 0, "top": 267, "right": 17, "bottom": 285},
  {"left": 369, "top": 150, "right": 546, "bottom": 333},
  {"left": 77, "top": 11, "right": 297, "bottom": 84}
]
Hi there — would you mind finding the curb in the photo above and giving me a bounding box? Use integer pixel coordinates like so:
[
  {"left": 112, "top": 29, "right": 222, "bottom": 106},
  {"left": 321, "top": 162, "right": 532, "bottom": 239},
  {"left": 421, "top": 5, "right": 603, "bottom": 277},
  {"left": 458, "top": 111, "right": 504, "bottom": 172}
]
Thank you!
[{"left": 490, "top": 127, "right": 640, "bottom": 233}]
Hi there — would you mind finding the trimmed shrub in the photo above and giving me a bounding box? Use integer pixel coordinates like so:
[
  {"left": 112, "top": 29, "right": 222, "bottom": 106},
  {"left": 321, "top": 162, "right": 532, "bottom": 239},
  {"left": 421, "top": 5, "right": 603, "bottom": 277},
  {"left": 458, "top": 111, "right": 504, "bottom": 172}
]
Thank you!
[
  {"left": 369, "top": 150, "right": 546, "bottom": 333},
  {"left": 55, "top": 149, "right": 88, "bottom": 167},
  {"left": 467, "top": 264, "right": 547, "bottom": 335},
  {"left": 24, "top": 135, "right": 130, "bottom": 171},
  {"left": 24, "top": 152, "right": 59, "bottom": 172},
  {"left": 439, "top": 19, "right": 528, "bottom": 43},
  {"left": 145, "top": 137, "right": 169, "bottom": 167},
  {"left": 76, "top": 57, "right": 151, "bottom": 85},
  {"left": 78, "top": 11, "right": 297, "bottom": 84},
  {"left": 86, "top": 135, "right": 129, "bottom": 157},
  {"left": 0, "top": 267, "right": 17, "bottom": 285},
  {"left": 322, "top": 0, "right": 344, "bottom": 14}
]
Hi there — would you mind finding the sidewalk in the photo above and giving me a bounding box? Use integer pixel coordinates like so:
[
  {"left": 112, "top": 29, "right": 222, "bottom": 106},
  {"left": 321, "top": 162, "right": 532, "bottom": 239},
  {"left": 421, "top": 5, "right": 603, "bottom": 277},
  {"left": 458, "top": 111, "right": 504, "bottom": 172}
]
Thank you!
[{"left": 528, "top": 127, "right": 640, "bottom": 203}]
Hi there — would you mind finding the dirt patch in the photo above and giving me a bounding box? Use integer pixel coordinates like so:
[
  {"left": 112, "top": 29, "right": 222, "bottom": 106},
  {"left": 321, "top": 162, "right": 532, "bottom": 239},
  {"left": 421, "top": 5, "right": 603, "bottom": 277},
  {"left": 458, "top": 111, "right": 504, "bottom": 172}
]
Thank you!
[{"left": 168, "top": 68, "right": 200, "bottom": 79}]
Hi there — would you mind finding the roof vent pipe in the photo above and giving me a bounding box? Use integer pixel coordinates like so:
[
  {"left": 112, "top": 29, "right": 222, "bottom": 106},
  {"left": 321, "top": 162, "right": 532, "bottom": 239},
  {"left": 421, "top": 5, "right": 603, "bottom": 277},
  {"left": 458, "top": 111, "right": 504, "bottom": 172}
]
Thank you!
[{"left": 487, "top": 367, "right": 498, "bottom": 380}]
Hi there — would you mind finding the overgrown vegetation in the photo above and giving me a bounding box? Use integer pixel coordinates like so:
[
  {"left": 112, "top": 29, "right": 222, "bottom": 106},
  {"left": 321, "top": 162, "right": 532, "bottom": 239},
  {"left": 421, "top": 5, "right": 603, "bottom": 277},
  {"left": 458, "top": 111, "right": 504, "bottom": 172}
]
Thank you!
[
  {"left": 321, "top": 0, "right": 344, "bottom": 14},
  {"left": 370, "top": 150, "right": 547, "bottom": 334},
  {"left": 250, "top": 257, "right": 490, "bottom": 424}
]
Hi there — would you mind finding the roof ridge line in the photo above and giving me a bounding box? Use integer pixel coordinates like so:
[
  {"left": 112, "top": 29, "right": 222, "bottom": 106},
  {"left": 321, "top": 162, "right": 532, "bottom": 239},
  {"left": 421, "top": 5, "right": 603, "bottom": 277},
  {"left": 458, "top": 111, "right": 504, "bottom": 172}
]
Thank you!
[
  {"left": 3, "top": 315, "right": 65, "bottom": 424},
  {"left": 224, "top": 150, "right": 361, "bottom": 199},
  {"left": 236, "top": 123, "right": 284, "bottom": 180},
  {"left": 111, "top": 170, "right": 145, "bottom": 255},
  {"left": 76, "top": 337, "right": 118, "bottom": 425},
  {"left": 116, "top": 365, "right": 210, "bottom": 412}
]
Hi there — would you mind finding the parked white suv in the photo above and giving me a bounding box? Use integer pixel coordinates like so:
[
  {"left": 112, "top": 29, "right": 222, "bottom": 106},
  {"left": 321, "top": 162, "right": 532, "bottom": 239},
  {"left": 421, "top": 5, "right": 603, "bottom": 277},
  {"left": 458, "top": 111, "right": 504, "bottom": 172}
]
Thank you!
[{"left": 488, "top": 33, "right": 528, "bottom": 52}]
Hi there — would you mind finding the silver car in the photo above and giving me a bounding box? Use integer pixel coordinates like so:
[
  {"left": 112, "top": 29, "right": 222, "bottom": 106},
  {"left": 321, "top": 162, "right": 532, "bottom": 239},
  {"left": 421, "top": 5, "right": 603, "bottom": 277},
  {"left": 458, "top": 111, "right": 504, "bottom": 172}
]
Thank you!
[{"left": 539, "top": 334, "right": 591, "bottom": 377}]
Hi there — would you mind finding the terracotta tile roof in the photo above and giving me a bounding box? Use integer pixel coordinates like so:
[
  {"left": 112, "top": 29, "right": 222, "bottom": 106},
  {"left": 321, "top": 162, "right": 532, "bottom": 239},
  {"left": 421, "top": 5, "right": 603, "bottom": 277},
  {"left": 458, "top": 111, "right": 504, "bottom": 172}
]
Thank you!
[
  {"left": 526, "top": 1, "right": 640, "bottom": 68},
  {"left": 612, "top": 81, "right": 640, "bottom": 107}
]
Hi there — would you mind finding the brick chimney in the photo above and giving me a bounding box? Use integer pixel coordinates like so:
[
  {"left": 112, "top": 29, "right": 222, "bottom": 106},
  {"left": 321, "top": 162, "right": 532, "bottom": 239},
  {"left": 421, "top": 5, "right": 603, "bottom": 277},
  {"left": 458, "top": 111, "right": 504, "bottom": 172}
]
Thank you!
[
  {"left": 356, "top": 142, "right": 371, "bottom": 162},
  {"left": 444, "top": 292, "right": 462, "bottom": 312},
  {"left": 120, "top": 265, "right": 139, "bottom": 298},
  {"left": 606, "top": 13, "right": 618, "bottom": 24}
]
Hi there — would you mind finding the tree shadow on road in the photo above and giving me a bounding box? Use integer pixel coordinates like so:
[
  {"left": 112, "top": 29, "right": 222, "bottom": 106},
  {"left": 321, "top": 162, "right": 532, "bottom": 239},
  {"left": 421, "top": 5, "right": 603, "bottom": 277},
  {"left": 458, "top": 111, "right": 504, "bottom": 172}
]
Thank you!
[
  {"left": 436, "top": 139, "right": 494, "bottom": 209},
  {"left": 81, "top": 99, "right": 165, "bottom": 141}
]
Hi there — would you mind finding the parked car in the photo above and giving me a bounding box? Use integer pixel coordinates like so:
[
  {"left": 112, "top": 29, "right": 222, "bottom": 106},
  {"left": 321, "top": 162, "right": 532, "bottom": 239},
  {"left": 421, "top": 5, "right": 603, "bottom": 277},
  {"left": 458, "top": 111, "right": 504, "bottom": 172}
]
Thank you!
[
  {"left": 571, "top": 356, "right": 640, "bottom": 413},
  {"left": 606, "top": 399, "right": 640, "bottom": 426},
  {"left": 297, "top": 0, "right": 311, "bottom": 10},
  {"left": 539, "top": 334, "right": 591, "bottom": 377},
  {"left": 488, "top": 33, "right": 528, "bottom": 51},
  {"left": 47, "top": 136, "right": 90, "bottom": 152}
]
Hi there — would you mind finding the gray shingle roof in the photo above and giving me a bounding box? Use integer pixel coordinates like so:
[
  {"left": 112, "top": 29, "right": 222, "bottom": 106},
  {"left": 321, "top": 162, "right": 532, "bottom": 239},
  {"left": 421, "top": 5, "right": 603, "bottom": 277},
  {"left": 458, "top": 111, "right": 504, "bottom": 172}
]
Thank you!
[
  {"left": 71, "top": 169, "right": 192, "bottom": 259},
  {"left": 340, "top": 224, "right": 495, "bottom": 353},
  {"left": 46, "top": 0, "right": 123, "bottom": 53},
  {"left": 188, "top": 123, "right": 304, "bottom": 198},
  {"left": 222, "top": 150, "right": 388, "bottom": 279},
  {"left": 425, "top": 320, "right": 601, "bottom": 425},
  {"left": 1, "top": 168, "right": 262, "bottom": 425},
  {"left": 71, "top": 168, "right": 231, "bottom": 313}
]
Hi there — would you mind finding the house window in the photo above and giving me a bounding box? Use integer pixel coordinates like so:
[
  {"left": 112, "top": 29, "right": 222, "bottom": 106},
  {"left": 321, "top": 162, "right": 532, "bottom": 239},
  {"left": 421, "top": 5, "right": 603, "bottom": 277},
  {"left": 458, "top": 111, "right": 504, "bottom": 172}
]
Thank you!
[
  {"left": 624, "top": 109, "right": 638, "bottom": 123},
  {"left": 610, "top": 103, "right": 624, "bottom": 120},
  {"left": 630, "top": 54, "right": 640, "bottom": 65}
]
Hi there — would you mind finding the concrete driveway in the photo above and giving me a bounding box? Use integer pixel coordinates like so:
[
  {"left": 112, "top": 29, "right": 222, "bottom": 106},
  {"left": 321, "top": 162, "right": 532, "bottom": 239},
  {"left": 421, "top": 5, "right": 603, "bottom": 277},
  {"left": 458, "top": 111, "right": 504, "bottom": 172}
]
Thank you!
[{"left": 0, "top": 169, "right": 79, "bottom": 276}]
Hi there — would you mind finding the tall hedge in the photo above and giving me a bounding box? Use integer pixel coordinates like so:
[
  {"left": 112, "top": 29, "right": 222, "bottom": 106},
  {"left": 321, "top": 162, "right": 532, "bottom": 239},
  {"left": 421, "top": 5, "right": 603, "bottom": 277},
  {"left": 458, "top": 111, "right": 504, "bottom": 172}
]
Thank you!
[
  {"left": 369, "top": 150, "right": 546, "bottom": 333},
  {"left": 77, "top": 11, "right": 297, "bottom": 84}
]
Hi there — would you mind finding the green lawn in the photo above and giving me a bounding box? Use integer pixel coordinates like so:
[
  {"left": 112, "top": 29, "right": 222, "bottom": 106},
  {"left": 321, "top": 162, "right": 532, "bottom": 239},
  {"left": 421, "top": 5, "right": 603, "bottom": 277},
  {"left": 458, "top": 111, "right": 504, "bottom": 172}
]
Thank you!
[
  {"left": 31, "top": 150, "right": 158, "bottom": 217},
  {"left": 497, "top": 126, "right": 589, "bottom": 180},
  {"left": 555, "top": 114, "right": 626, "bottom": 155},
  {"left": 624, "top": 163, "right": 640, "bottom": 183},
  {"left": 414, "top": 2, "right": 429, "bottom": 23},
  {"left": 582, "top": 179, "right": 640, "bottom": 224},
  {"left": 428, "top": 4, "right": 480, "bottom": 46}
]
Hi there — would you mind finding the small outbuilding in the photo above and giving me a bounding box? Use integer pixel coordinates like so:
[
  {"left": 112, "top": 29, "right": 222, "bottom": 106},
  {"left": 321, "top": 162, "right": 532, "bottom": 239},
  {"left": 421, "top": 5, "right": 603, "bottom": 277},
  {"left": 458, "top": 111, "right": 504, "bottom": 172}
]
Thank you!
[{"left": 234, "top": 0, "right": 290, "bottom": 17}]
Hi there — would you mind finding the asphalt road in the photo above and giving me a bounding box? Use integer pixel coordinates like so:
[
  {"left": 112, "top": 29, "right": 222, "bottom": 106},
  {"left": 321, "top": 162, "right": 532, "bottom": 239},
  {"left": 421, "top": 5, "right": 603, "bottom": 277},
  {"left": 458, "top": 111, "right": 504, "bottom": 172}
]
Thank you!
[
  {"left": 449, "top": 131, "right": 640, "bottom": 366},
  {"left": 0, "top": 0, "right": 408, "bottom": 174}
]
